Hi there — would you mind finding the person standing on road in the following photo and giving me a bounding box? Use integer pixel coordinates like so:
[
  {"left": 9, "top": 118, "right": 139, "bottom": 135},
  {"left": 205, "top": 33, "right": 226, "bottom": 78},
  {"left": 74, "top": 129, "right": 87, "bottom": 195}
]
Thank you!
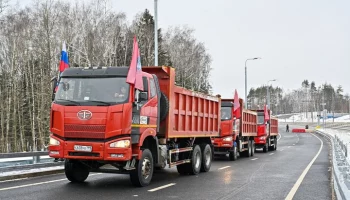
[{"left": 286, "top": 124, "right": 289, "bottom": 132}]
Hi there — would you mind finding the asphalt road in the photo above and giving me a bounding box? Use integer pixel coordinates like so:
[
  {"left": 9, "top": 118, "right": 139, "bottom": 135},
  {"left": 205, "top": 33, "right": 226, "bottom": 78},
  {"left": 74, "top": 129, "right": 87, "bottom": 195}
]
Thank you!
[{"left": 0, "top": 126, "right": 332, "bottom": 200}]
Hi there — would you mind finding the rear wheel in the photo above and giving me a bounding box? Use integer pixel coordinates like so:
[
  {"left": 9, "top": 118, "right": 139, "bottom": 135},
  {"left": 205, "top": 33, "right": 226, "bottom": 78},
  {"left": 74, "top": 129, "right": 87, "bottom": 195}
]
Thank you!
[
  {"left": 200, "top": 144, "right": 212, "bottom": 172},
  {"left": 188, "top": 145, "right": 202, "bottom": 175},
  {"left": 65, "top": 160, "right": 89, "bottom": 183},
  {"left": 130, "top": 149, "right": 154, "bottom": 187}
]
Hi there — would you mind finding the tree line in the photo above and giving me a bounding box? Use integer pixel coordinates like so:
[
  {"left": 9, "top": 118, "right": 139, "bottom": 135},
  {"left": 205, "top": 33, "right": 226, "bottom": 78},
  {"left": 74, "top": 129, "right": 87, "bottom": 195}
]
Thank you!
[
  {"left": 0, "top": 0, "right": 212, "bottom": 152},
  {"left": 248, "top": 80, "right": 349, "bottom": 117}
]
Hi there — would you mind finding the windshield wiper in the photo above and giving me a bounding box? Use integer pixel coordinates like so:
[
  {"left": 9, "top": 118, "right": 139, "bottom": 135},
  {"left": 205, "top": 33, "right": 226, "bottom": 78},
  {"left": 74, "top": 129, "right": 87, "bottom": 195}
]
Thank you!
[
  {"left": 56, "top": 99, "right": 81, "bottom": 105},
  {"left": 85, "top": 100, "right": 111, "bottom": 106}
]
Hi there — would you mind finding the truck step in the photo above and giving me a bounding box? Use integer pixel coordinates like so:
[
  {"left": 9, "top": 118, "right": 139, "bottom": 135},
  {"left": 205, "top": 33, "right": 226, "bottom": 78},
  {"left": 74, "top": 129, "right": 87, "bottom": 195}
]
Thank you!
[
  {"left": 241, "top": 141, "right": 248, "bottom": 145},
  {"left": 169, "top": 147, "right": 193, "bottom": 154},
  {"left": 169, "top": 159, "right": 191, "bottom": 168}
]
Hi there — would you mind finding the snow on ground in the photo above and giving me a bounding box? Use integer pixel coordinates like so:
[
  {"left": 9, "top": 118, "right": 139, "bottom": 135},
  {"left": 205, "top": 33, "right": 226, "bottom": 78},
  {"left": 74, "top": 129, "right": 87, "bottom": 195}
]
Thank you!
[
  {"left": 278, "top": 112, "right": 350, "bottom": 123},
  {"left": 0, "top": 165, "right": 64, "bottom": 178}
]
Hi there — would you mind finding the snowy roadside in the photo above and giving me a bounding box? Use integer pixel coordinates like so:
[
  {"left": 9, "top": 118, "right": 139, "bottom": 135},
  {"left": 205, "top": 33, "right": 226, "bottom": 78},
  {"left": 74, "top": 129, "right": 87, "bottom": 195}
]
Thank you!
[
  {"left": 0, "top": 165, "right": 64, "bottom": 181},
  {"left": 317, "top": 128, "right": 350, "bottom": 200}
]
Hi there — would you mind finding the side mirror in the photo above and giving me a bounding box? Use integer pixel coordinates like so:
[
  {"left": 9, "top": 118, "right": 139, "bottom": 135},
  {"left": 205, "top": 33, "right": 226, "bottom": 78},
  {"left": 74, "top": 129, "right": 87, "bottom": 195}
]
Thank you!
[
  {"left": 138, "top": 92, "right": 148, "bottom": 101},
  {"left": 51, "top": 77, "right": 57, "bottom": 101}
]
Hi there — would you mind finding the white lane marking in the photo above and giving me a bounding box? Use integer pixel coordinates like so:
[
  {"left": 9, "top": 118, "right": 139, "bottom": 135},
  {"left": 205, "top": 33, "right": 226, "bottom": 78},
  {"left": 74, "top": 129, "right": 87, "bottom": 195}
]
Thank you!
[
  {"left": 269, "top": 153, "right": 274, "bottom": 155},
  {"left": 280, "top": 149, "right": 284, "bottom": 152},
  {"left": 293, "top": 144, "right": 295, "bottom": 146},
  {"left": 133, "top": 195, "right": 138, "bottom": 197},
  {"left": 148, "top": 183, "right": 176, "bottom": 192},
  {"left": 288, "top": 146, "right": 291, "bottom": 148},
  {"left": 251, "top": 158, "right": 258, "bottom": 161},
  {"left": 0, "top": 177, "right": 28, "bottom": 183},
  {"left": 0, "top": 173, "right": 101, "bottom": 191},
  {"left": 278, "top": 133, "right": 282, "bottom": 141},
  {"left": 285, "top": 133, "right": 323, "bottom": 200},
  {"left": 218, "top": 166, "right": 230, "bottom": 170}
]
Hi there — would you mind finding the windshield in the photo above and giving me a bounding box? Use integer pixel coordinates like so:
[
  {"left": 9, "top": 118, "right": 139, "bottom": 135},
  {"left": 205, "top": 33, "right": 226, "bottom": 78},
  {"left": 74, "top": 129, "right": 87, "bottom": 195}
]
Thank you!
[
  {"left": 221, "top": 107, "right": 232, "bottom": 120},
  {"left": 54, "top": 77, "right": 129, "bottom": 106},
  {"left": 257, "top": 114, "right": 265, "bottom": 124}
]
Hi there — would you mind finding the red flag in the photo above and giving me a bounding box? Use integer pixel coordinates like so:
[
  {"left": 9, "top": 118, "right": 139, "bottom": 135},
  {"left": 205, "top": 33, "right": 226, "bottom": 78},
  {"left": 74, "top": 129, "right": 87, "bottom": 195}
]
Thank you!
[
  {"left": 126, "top": 36, "right": 144, "bottom": 91},
  {"left": 233, "top": 90, "right": 241, "bottom": 119},
  {"left": 264, "top": 105, "right": 270, "bottom": 122}
]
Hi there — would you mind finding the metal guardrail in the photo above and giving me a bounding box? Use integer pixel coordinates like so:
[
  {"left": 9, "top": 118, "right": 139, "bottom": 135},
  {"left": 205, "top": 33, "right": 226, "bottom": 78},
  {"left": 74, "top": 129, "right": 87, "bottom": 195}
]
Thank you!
[
  {"left": 317, "top": 129, "right": 350, "bottom": 200},
  {"left": 0, "top": 151, "right": 64, "bottom": 173}
]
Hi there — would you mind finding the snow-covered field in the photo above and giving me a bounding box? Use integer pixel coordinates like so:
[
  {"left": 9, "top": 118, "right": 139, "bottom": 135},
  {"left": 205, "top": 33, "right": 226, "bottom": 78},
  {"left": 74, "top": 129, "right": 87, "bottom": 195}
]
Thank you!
[{"left": 277, "top": 112, "right": 350, "bottom": 123}]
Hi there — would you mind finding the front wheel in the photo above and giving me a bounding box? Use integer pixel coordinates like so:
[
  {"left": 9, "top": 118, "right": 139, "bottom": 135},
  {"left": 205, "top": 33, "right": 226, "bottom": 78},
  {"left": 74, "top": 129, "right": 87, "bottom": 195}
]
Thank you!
[
  {"left": 250, "top": 140, "right": 255, "bottom": 157},
  {"left": 130, "top": 149, "right": 154, "bottom": 187},
  {"left": 229, "top": 146, "right": 238, "bottom": 161},
  {"left": 65, "top": 160, "right": 89, "bottom": 183}
]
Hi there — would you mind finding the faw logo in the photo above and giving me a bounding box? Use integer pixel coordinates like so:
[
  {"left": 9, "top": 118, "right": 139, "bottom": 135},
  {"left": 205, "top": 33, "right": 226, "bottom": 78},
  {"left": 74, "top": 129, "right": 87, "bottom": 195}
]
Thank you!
[{"left": 77, "top": 110, "right": 92, "bottom": 120}]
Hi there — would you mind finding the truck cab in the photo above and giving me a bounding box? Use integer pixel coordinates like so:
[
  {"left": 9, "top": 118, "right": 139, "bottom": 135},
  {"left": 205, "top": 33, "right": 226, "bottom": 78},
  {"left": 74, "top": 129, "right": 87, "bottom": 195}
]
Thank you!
[
  {"left": 254, "top": 109, "right": 277, "bottom": 152},
  {"left": 49, "top": 66, "right": 165, "bottom": 186},
  {"left": 212, "top": 100, "right": 239, "bottom": 160}
]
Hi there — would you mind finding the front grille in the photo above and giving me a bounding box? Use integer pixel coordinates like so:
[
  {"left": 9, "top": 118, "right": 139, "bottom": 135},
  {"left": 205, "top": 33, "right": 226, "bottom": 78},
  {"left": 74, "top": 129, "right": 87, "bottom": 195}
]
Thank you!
[
  {"left": 69, "top": 152, "right": 100, "bottom": 157},
  {"left": 64, "top": 124, "right": 106, "bottom": 139}
]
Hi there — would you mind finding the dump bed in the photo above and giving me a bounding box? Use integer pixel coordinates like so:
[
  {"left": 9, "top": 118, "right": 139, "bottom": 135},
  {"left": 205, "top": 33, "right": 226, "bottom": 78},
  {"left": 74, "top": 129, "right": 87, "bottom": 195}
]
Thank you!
[
  {"left": 142, "top": 66, "right": 221, "bottom": 139},
  {"left": 270, "top": 117, "right": 278, "bottom": 136},
  {"left": 240, "top": 109, "right": 257, "bottom": 137}
]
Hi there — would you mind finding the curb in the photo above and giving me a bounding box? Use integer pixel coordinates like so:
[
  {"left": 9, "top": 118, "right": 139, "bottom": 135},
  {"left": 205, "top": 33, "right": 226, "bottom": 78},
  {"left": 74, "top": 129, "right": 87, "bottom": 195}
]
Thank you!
[{"left": 0, "top": 169, "right": 65, "bottom": 182}]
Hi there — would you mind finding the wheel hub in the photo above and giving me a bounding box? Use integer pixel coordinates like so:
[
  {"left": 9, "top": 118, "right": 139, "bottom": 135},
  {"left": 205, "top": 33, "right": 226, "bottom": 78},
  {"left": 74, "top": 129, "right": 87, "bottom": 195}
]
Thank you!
[{"left": 141, "top": 157, "right": 151, "bottom": 179}]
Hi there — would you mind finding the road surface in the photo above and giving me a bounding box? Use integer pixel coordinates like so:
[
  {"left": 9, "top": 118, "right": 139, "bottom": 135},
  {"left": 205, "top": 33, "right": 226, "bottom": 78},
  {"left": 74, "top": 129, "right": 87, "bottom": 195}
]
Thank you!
[{"left": 0, "top": 126, "right": 332, "bottom": 200}]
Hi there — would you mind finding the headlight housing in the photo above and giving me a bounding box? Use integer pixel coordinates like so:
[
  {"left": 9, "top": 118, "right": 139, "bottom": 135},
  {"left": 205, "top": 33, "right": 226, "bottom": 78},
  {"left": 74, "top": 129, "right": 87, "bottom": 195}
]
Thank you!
[
  {"left": 259, "top": 136, "right": 266, "bottom": 141},
  {"left": 223, "top": 136, "right": 233, "bottom": 142},
  {"left": 110, "top": 140, "right": 131, "bottom": 148},
  {"left": 49, "top": 137, "right": 60, "bottom": 146}
]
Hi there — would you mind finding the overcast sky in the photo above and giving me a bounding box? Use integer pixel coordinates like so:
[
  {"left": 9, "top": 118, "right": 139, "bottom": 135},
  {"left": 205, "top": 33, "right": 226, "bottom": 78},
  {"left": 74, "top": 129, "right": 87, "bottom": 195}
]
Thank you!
[{"left": 12, "top": 0, "right": 350, "bottom": 98}]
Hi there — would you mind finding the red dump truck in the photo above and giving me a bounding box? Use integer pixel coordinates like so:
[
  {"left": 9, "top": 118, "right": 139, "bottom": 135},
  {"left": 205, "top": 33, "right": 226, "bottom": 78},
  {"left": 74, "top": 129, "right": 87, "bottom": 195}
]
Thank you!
[
  {"left": 48, "top": 66, "right": 220, "bottom": 187},
  {"left": 254, "top": 109, "right": 278, "bottom": 152},
  {"left": 212, "top": 98, "right": 257, "bottom": 160}
]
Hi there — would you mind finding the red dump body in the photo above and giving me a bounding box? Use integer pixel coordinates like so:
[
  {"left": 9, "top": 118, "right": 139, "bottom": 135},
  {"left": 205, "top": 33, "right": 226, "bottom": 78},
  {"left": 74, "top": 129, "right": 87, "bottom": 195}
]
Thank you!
[
  {"left": 141, "top": 66, "right": 221, "bottom": 139},
  {"left": 270, "top": 117, "right": 278, "bottom": 136},
  {"left": 240, "top": 109, "right": 258, "bottom": 137}
]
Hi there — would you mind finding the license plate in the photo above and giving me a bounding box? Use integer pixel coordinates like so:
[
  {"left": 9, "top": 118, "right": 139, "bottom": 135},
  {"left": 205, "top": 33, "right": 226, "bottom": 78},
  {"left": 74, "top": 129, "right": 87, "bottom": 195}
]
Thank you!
[{"left": 74, "top": 145, "right": 92, "bottom": 152}]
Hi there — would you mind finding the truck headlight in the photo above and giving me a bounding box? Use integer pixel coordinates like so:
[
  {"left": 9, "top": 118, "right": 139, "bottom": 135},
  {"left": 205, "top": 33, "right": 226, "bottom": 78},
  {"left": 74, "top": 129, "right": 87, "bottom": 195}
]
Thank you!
[
  {"left": 223, "top": 136, "right": 232, "bottom": 142},
  {"left": 110, "top": 140, "right": 130, "bottom": 148},
  {"left": 49, "top": 137, "right": 60, "bottom": 146}
]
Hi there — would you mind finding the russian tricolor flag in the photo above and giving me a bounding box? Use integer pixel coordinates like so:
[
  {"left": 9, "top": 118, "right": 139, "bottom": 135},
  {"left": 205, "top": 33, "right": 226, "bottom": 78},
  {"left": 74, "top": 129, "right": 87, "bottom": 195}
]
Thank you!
[
  {"left": 59, "top": 42, "right": 69, "bottom": 73},
  {"left": 55, "top": 42, "right": 69, "bottom": 92}
]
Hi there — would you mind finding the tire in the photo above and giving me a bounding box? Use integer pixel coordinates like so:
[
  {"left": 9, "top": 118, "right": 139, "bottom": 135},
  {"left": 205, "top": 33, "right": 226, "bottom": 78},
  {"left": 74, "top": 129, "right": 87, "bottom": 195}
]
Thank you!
[
  {"left": 200, "top": 144, "right": 212, "bottom": 172},
  {"left": 274, "top": 138, "right": 277, "bottom": 151},
  {"left": 65, "top": 160, "right": 89, "bottom": 183},
  {"left": 248, "top": 140, "right": 252, "bottom": 157},
  {"left": 242, "top": 141, "right": 251, "bottom": 157},
  {"left": 229, "top": 146, "right": 238, "bottom": 161},
  {"left": 188, "top": 145, "right": 202, "bottom": 175},
  {"left": 177, "top": 164, "right": 189, "bottom": 175},
  {"left": 250, "top": 140, "right": 255, "bottom": 157},
  {"left": 263, "top": 141, "right": 269, "bottom": 153},
  {"left": 159, "top": 92, "right": 169, "bottom": 122},
  {"left": 130, "top": 149, "right": 154, "bottom": 187}
]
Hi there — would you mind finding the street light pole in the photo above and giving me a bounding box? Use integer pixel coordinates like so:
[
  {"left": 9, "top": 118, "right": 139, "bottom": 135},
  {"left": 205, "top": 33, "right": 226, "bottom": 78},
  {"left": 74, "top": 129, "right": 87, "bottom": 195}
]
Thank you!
[
  {"left": 245, "top": 57, "right": 261, "bottom": 108},
  {"left": 266, "top": 79, "right": 276, "bottom": 110},
  {"left": 154, "top": 0, "right": 158, "bottom": 66}
]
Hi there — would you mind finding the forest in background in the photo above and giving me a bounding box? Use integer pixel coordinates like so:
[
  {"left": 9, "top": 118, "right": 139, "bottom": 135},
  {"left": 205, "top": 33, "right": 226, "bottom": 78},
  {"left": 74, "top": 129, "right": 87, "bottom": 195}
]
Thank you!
[{"left": 0, "top": 0, "right": 212, "bottom": 152}]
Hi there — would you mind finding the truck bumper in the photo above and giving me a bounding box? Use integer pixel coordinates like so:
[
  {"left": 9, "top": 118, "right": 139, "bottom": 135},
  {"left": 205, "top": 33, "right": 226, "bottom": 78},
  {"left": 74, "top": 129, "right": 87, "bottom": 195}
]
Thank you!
[
  {"left": 254, "top": 136, "right": 267, "bottom": 147},
  {"left": 48, "top": 135, "right": 132, "bottom": 161},
  {"left": 212, "top": 137, "right": 234, "bottom": 154}
]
